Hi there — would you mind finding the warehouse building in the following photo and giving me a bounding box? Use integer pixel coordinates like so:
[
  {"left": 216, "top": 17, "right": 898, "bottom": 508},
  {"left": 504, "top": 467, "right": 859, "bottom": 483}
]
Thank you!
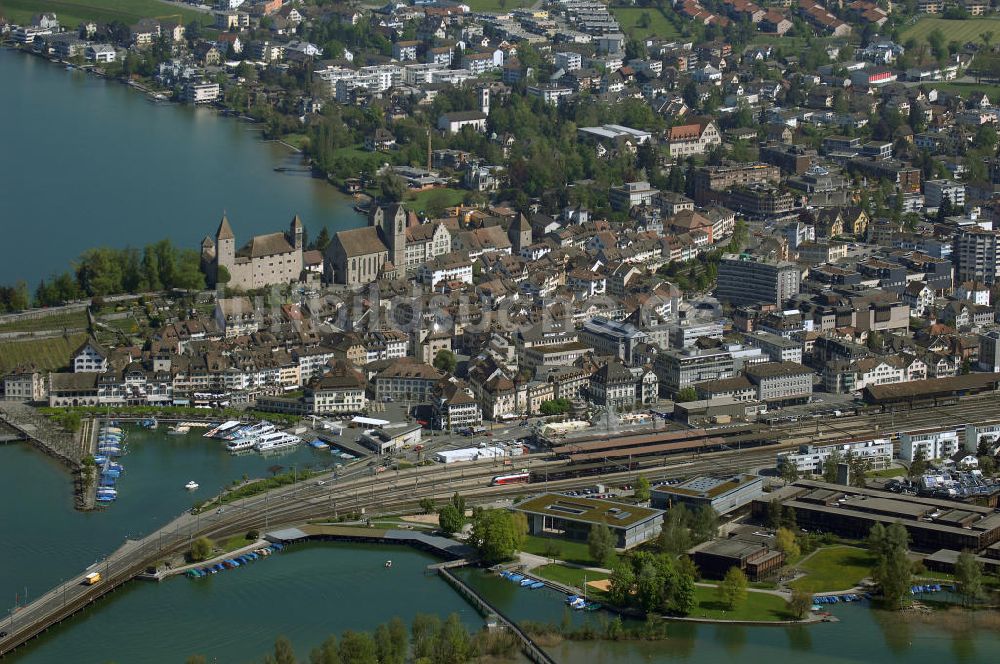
[{"left": 513, "top": 493, "right": 664, "bottom": 549}]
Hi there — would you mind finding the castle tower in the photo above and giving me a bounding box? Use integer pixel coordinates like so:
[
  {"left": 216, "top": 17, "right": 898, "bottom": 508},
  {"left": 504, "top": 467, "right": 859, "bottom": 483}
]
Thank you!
[
  {"left": 289, "top": 214, "right": 304, "bottom": 250},
  {"left": 215, "top": 214, "right": 235, "bottom": 271},
  {"left": 479, "top": 86, "right": 490, "bottom": 116},
  {"left": 508, "top": 213, "right": 532, "bottom": 253}
]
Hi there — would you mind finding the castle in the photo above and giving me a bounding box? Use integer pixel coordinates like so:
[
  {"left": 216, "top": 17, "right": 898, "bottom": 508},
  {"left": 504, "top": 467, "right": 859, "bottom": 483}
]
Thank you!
[{"left": 201, "top": 215, "right": 304, "bottom": 291}]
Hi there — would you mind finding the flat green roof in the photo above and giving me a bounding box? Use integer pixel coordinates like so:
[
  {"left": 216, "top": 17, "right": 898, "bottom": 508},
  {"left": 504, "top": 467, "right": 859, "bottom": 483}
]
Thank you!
[{"left": 514, "top": 492, "right": 664, "bottom": 529}]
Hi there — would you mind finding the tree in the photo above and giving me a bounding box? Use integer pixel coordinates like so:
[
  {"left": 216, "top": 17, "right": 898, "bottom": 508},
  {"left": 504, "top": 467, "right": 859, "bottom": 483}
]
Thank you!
[
  {"left": 386, "top": 617, "right": 408, "bottom": 664},
  {"left": 189, "top": 536, "right": 212, "bottom": 562},
  {"left": 657, "top": 504, "right": 692, "bottom": 555},
  {"left": 670, "top": 568, "right": 697, "bottom": 616},
  {"left": 869, "top": 522, "right": 912, "bottom": 609},
  {"left": 411, "top": 614, "right": 442, "bottom": 660},
  {"left": 690, "top": 505, "right": 718, "bottom": 543},
  {"left": 588, "top": 523, "right": 616, "bottom": 567},
  {"left": 780, "top": 460, "right": 799, "bottom": 485},
  {"left": 955, "top": 550, "right": 983, "bottom": 607},
  {"left": 718, "top": 567, "right": 748, "bottom": 610},
  {"left": 775, "top": 527, "right": 801, "bottom": 560},
  {"left": 419, "top": 497, "right": 435, "bottom": 514},
  {"left": 847, "top": 454, "right": 872, "bottom": 488},
  {"left": 434, "top": 613, "right": 471, "bottom": 664},
  {"left": 822, "top": 449, "right": 843, "bottom": 483},
  {"left": 337, "top": 631, "right": 377, "bottom": 664},
  {"left": 909, "top": 448, "right": 928, "bottom": 478},
  {"left": 438, "top": 503, "right": 464, "bottom": 535},
  {"left": 539, "top": 398, "right": 572, "bottom": 416},
  {"left": 469, "top": 509, "right": 521, "bottom": 564},
  {"left": 675, "top": 387, "right": 698, "bottom": 403},
  {"left": 787, "top": 589, "right": 813, "bottom": 620},
  {"left": 313, "top": 226, "right": 332, "bottom": 253},
  {"left": 378, "top": 172, "right": 407, "bottom": 202},
  {"left": 309, "top": 636, "right": 340, "bottom": 664},
  {"left": 262, "top": 636, "right": 297, "bottom": 664},
  {"left": 215, "top": 264, "right": 231, "bottom": 286},
  {"left": 634, "top": 476, "right": 651, "bottom": 502},
  {"left": 433, "top": 349, "right": 457, "bottom": 373}
]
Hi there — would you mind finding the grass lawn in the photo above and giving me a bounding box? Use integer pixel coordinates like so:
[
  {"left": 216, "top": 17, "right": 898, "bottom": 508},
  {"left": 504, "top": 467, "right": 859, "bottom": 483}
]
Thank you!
[
  {"left": 280, "top": 133, "right": 309, "bottom": 151},
  {"left": 519, "top": 535, "right": 617, "bottom": 568},
  {"left": 901, "top": 17, "right": 1000, "bottom": 46},
  {"left": 405, "top": 187, "right": 467, "bottom": 214},
  {"left": 612, "top": 7, "right": 679, "bottom": 41},
  {"left": 534, "top": 563, "right": 609, "bottom": 591},
  {"left": 461, "top": 0, "right": 534, "bottom": 11},
  {"left": 0, "top": 333, "right": 87, "bottom": 373},
  {"left": 930, "top": 81, "right": 1000, "bottom": 100},
  {"left": 220, "top": 534, "right": 257, "bottom": 553},
  {"left": 0, "top": 310, "right": 88, "bottom": 333},
  {"left": 789, "top": 545, "right": 876, "bottom": 594},
  {"left": 868, "top": 467, "right": 908, "bottom": 478},
  {"left": 0, "top": 0, "right": 208, "bottom": 27},
  {"left": 688, "top": 585, "right": 792, "bottom": 622}
]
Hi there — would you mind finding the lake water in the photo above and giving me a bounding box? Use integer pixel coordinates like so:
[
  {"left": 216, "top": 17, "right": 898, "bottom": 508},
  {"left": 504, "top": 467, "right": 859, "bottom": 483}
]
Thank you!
[{"left": 0, "top": 48, "right": 361, "bottom": 286}]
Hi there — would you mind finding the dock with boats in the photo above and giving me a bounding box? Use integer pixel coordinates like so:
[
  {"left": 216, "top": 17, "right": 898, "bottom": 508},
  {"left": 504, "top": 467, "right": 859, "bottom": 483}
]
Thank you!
[{"left": 204, "top": 420, "right": 304, "bottom": 455}]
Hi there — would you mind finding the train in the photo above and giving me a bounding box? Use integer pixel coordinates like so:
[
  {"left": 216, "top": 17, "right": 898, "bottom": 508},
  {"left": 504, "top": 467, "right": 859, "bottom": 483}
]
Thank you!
[{"left": 490, "top": 471, "right": 530, "bottom": 486}]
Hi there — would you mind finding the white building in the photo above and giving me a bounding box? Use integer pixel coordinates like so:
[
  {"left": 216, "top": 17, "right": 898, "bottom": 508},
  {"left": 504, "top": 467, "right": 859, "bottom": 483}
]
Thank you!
[
  {"left": 899, "top": 427, "right": 962, "bottom": 461},
  {"left": 86, "top": 44, "right": 116, "bottom": 63},
  {"left": 779, "top": 437, "right": 893, "bottom": 474},
  {"left": 182, "top": 81, "right": 221, "bottom": 104},
  {"left": 923, "top": 179, "right": 965, "bottom": 209}
]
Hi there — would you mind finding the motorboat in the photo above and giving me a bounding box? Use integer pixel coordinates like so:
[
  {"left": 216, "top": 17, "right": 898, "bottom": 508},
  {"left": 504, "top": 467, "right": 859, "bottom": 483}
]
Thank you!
[
  {"left": 185, "top": 480, "right": 199, "bottom": 491},
  {"left": 167, "top": 425, "right": 191, "bottom": 435},
  {"left": 385, "top": 560, "right": 392, "bottom": 568},
  {"left": 225, "top": 423, "right": 277, "bottom": 452}
]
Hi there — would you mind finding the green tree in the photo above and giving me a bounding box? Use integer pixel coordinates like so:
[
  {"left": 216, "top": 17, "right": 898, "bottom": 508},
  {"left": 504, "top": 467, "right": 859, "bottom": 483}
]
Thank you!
[
  {"left": 262, "top": 636, "right": 297, "bottom": 664},
  {"left": 387, "top": 617, "right": 408, "bottom": 664},
  {"left": 432, "top": 349, "right": 457, "bottom": 373},
  {"left": 822, "top": 449, "right": 843, "bottom": 483},
  {"left": 787, "top": 589, "right": 813, "bottom": 620},
  {"left": 411, "top": 614, "right": 442, "bottom": 660},
  {"left": 634, "top": 476, "right": 651, "bottom": 502},
  {"left": 719, "top": 567, "right": 748, "bottom": 610},
  {"left": 437, "top": 503, "right": 464, "bottom": 535},
  {"left": 215, "top": 264, "right": 231, "bottom": 286},
  {"left": 469, "top": 509, "right": 521, "bottom": 564},
  {"left": 670, "top": 567, "right": 697, "bottom": 616},
  {"left": 434, "top": 613, "right": 471, "bottom": 664},
  {"left": 775, "top": 527, "right": 800, "bottom": 560},
  {"left": 780, "top": 460, "right": 799, "bottom": 485},
  {"left": 657, "top": 504, "right": 692, "bottom": 555},
  {"left": 588, "top": 523, "right": 616, "bottom": 567},
  {"left": 308, "top": 636, "right": 340, "bottom": 664},
  {"left": 313, "top": 226, "right": 332, "bottom": 253},
  {"left": 675, "top": 387, "right": 698, "bottom": 403},
  {"left": 189, "top": 536, "right": 212, "bottom": 562},
  {"left": 691, "top": 505, "right": 718, "bottom": 543},
  {"left": 379, "top": 172, "right": 407, "bottom": 202},
  {"left": 869, "top": 522, "right": 913, "bottom": 609},
  {"left": 539, "top": 398, "right": 572, "bottom": 416},
  {"left": 419, "top": 497, "right": 435, "bottom": 514},
  {"left": 337, "top": 631, "right": 377, "bottom": 664},
  {"left": 955, "top": 550, "right": 983, "bottom": 607},
  {"left": 909, "top": 448, "right": 928, "bottom": 478},
  {"left": 608, "top": 561, "right": 635, "bottom": 607}
]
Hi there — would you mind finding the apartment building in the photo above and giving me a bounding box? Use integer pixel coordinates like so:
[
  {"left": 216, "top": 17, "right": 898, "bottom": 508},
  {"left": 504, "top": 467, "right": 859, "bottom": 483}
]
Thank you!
[{"left": 716, "top": 254, "right": 801, "bottom": 306}]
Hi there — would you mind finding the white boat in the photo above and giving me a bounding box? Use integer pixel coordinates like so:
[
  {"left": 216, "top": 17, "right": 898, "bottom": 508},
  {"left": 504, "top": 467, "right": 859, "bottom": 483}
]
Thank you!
[
  {"left": 254, "top": 431, "right": 303, "bottom": 453},
  {"left": 185, "top": 480, "right": 199, "bottom": 490},
  {"left": 204, "top": 420, "right": 241, "bottom": 438},
  {"left": 167, "top": 425, "right": 191, "bottom": 435},
  {"left": 385, "top": 560, "right": 392, "bottom": 568},
  {"left": 226, "top": 423, "right": 277, "bottom": 453}
]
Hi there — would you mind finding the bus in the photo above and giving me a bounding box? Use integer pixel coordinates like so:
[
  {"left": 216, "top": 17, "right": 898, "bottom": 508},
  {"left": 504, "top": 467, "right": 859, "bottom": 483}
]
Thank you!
[{"left": 490, "top": 471, "right": 530, "bottom": 486}]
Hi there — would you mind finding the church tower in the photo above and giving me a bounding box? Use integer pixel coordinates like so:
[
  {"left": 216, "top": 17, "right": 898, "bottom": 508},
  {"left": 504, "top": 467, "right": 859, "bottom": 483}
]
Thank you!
[
  {"left": 289, "top": 214, "right": 304, "bottom": 250},
  {"left": 479, "top": 86, "right": 490, "bottom": 116},
  {"left": 380, "top": 204, "right": 407, "bottom": 270}
]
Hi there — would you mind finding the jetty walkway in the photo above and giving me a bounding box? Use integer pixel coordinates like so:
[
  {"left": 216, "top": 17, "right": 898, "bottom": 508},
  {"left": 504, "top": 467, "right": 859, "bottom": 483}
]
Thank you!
[{"left": 0, "top": 402, "right": 86, "bottom": 467}]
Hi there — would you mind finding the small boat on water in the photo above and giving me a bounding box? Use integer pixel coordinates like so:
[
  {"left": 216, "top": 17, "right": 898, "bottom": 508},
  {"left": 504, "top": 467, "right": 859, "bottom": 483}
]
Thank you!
[
  {"left": 185, "top": 480, "right": 199, "bottom": 491},
  {"left": 168, "top": 425, "right": 191, "bottom": 435},
  {"left": 140, "top": 418, "right": 158, "bottom": 429},
  {"left": 385, "top": 560, "right": 392, "bottom": 568}
]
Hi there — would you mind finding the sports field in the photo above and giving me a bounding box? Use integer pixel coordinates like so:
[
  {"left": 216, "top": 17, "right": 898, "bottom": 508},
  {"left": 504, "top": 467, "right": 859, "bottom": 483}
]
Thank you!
[{"left": 901, "top": 17, "right": 1000, "bottom": 45}]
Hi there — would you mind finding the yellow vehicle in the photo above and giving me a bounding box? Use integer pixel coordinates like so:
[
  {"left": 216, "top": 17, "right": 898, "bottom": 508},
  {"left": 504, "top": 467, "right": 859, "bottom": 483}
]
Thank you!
[{"left": 83, "top": 572, "right": 101, "bottom": 586}]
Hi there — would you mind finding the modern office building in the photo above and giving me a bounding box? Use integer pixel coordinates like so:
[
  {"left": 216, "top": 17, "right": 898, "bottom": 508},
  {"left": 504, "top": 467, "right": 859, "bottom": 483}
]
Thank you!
[
  {"left": 514, "top": 493, "right": 664, "bottom": 549},
  {"left": 716, "top": 254, "right": 801, "bottom": 306}
]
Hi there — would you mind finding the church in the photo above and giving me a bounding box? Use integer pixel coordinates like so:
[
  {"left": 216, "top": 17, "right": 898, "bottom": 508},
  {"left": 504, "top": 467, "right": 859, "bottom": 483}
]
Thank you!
[
  {"left": 325, "top": 204, "right": 453, "bottom": 287},
  {"left": 201, "top": 214, "right": 304, "bottom": 291}
]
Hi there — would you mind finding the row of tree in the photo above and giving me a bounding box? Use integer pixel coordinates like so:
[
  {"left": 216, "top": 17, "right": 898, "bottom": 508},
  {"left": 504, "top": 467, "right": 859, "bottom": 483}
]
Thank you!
[{"left": 186, "top": 612, "right": 517, "bottom": 664}]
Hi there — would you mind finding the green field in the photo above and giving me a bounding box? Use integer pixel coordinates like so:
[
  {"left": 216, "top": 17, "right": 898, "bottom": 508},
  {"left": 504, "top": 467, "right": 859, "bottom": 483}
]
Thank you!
[
  {"left": 405, "top": 187, "right": 467, "bottom": 215},
  {"left": 930, "top": 81, "right": 1000, "bottom": 100},
  {"left": 534, "top": 564, "right": 609, "bottom": 590},
  {"left": 612, "top": 7, "right": 679, "bottom": 40},
  {"left": 0, "top": 310, "right": 87, "bottom": 333},
  {"left": 789, "top": 546, "right": 876, "bottom": 594},
  {"left": 901, "top": 17, "right": 1000, "bottom": 46},
  {"left": 519, "top": 535, "right": 618, "bottom": 568},
  {"left": 688, "top": 585, "right": 793, "bottom": 622},
  {"left": 0, "top": 333, "right": 87, "bottom": 373},
  {"left": 0, "top": 0, "right": 208, "bottom": 28}
]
